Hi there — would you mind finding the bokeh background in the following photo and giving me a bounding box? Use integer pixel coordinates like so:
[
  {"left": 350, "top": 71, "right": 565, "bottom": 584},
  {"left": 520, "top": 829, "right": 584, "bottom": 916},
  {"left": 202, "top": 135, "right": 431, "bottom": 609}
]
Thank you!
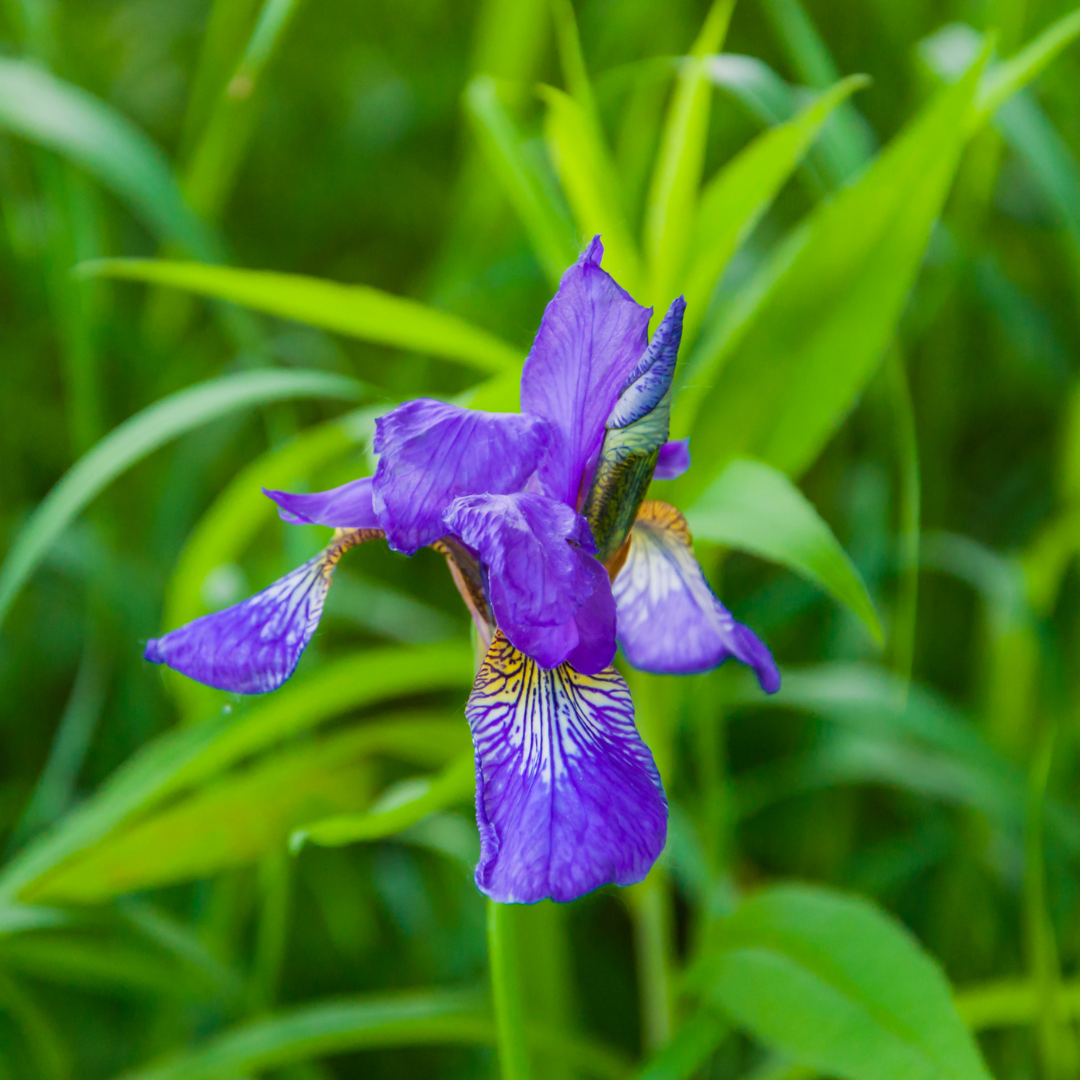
[{"left": 3, "top": 0, "right": 1080, "bottom": 1077}]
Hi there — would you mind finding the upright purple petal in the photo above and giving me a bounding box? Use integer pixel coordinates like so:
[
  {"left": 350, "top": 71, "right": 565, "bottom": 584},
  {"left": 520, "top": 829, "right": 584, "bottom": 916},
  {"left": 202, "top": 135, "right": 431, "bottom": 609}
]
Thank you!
[
  {"left": 654, "top": 439, "right": 691, "bottom": 481},
  {"left": 264, "top": 477, "right": 378, "bottom": 528},
  {"left": 373, "top": 399, "right": 551, "bottom": 554},
  {"left": 144, "top": 529, "right": 379, "bottom": 694},
  {"left": 443, "top": 491, "right": 614, "bottom": 670},
  {"left": 521, "top": 237, "right": 652, "bottom": 509},
  {"left": 612, "top": 502, "right": 780, "bottom": 693},
  {"left": 467, "top": 632, "right": 668, "bottom": 904}
]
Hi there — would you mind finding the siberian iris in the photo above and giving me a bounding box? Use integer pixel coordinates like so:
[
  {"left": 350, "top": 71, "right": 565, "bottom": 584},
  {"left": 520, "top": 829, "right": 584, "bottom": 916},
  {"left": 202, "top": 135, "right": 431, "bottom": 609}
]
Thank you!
[{"left": 145, "top": 238, "right": 780, "bottom": 904}]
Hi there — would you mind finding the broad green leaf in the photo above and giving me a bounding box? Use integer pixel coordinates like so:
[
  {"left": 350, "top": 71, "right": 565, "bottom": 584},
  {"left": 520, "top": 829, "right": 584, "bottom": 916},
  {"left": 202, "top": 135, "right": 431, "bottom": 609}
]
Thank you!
[
  {"left": 30, "top": 720, "right": 468, "bottom": 902},
  {"left": 107, "top": 990, "right": 631, "bottom": 1080},
  {"left": 464, "top": 74, "right": 580, "bottom": 287},
  {"left": 79, "top": 258, "right": 524, "bottom": 374},
  {"left": 293, "top": 751, "right": 474, "bottom": 850},
  {"left": 542, "top": 85, "right": 642, "bottom": 294},
  {"left": 644, "top": 0, "right": 735, "bottom": 306},
  {"left": 0, "top": 643, "right": 473, "bottom": 904},
  {"left": 683, "top": 75, "right": 868, "bottom": 343},
  {"left": 0, "top": 59, "right": 219, "bottom": 259},
  {"left": 632, "top": 1009, "right": 728, "bottom": 1079},
  {"left": 685, "top": 458, "right": 882, "bottom": 643},
  {"left": 0, "top": 369, "right": 364, "bottom": 630},
  {"left": 691, "top": 885, "right": 992, "bottom": 1080},
  {"left": 673, "top": 49, "right": 986, "bottom": 497}
]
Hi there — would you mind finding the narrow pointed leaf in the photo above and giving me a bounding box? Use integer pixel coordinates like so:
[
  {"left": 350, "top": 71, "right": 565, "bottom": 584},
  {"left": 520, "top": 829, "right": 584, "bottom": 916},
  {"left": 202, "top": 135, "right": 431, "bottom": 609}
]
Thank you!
[
  {"left": 464, "top": 74, "right": 580, "bottom": 286},
  {"left": 644, "top": 0, "right": 735, "bottom": 305},
  {"left": 542, "top": 85, "right": 642, "bottom": 293},
  {"left": 293, "top": 751, "right": 474, "bottom": 850},
  {"left": 79, "top": 259, "right": 524, "bottom": 374},
  {"left": 686, "top": 458, "right": 882, "bottom": 643},
  {"left": 683, "top": 74, "right": 868, "bottom": 342},
  {"left": 29, "top": 720, "right": 468, "bottom": 902},
  {"left": 0, "top": 369, "right": 364, "bottom": 630},
  {"left": 673, "top": 50, "right": 986, "bottom": 493},
  {"left": 0, "top": 644, "right": 473, "bottom": 904},
  {"left": 0, "top": 59, "right": 219, "bottom": 259}
]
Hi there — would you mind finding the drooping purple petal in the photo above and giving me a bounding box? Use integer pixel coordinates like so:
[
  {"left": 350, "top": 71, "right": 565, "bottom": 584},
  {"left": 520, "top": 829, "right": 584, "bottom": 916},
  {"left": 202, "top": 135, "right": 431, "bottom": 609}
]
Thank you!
[
  {"left": 443, "top": 491, "right": 614, "bottom": 670},
  {"left": 372, "top": 399, "right": 551, "bottom": 554},
  {"left": 654, "top": 439, "right": 691, "bottom": 481},
  {"left": 264, "top": 477, "right": 378, "bottom": 528},
  {"left": 566, "top": 555, "right": 617, "bottom": 675},
  {"left": 521, "top": 237, "right": 652, "bottom": 509},
  {"left": 612, "top": 501, "right": 780, "bottom": 693},
  {"left": 467, "top": 632, "right": 668, "bottom": 904},
  {"left": 144, "top": 529, "right": 377, "bottom": 694}
]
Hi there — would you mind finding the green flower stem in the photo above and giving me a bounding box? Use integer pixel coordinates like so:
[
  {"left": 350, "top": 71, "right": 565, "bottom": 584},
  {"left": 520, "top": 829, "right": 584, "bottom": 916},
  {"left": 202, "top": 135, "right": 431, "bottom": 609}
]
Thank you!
[
  {"left": 628, "top": 870, "right": 674, "bottom": 1052},
  {"left": 883, "top": 344, "right": 920, "bottom": 691},
  {"left": 625, "top": 670, "right": 677, "bottom": 1052},
  {"left": 488, "top": 898, "right": 532, "bottom": 1080}
]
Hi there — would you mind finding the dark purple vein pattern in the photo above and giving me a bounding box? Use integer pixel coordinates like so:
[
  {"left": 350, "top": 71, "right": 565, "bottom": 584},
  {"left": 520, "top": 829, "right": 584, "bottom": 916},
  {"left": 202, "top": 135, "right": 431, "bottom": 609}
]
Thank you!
[{"left": 466, "top": 632, "right": 667, "bottom": 903}]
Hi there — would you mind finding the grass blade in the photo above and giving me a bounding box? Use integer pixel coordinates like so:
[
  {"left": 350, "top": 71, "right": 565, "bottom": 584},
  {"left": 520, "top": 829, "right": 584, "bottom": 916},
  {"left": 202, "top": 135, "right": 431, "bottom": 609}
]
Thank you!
[
  {"left": 542, "top": 85, "right": 642, "bottom": 294},
  {"left": 183, "top": 0, "right": 307, "bottom": 219},
  {"left": 79, "top": 258, "right": 523, "bottom": 374},
  {"left": 107, "top": 989, "right": 630, "bottom": 1080},
  {"left": 293, "top": 751, "right": 475, "bottom": 850},
  {"left": 0, "top": 59, "right": 219, "bottom": 259},
  {"left": 0, "top": 644, "right": 473, "bottom": 904},
  {"left": 30, "top": 720, "right": 467, "bottom": 902},
  {"left": 673, "top": 48, "right": 986, "bottom": 492},
  {"left": 0, "top": 369, "right": 364, "bottom": 629},
  {"left": 683, "top": 74, "right": 868, "bottom": 342},
  {"left": 465, "top": 74, "right": 580, "bottom": 286},
  {"left": 644, "top": 0, "right": 735, "bottom": 306}
]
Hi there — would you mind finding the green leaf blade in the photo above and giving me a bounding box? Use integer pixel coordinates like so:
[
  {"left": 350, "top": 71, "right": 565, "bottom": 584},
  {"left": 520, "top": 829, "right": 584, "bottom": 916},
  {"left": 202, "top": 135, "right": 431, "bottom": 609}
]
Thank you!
[
  {"left": 79, "top": 258, "right": 524, "bottom": 374},
  {"left": 0, "top": 60, "right": 219, "bottom": 258},
  {"left": 685, "top": 458, "right": 883, "bottom": 644},
  {"left": 692, "top": 885, "right": 992, "bottom": 1080},
  {"left": 675, "top": 47, "right": 987, "bottom": 493},
  {"left": 0, "top": 369, "right": 364, "bottom": 630}
]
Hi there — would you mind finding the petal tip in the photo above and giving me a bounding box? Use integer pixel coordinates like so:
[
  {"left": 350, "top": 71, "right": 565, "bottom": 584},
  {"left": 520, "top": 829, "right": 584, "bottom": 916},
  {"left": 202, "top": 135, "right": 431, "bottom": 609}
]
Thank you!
[
  {"left": 581, "top": 235, "right": 604, "bottom": 266},
  {"left": 144, "top": 639, "right": 164, "bottom": 664}
]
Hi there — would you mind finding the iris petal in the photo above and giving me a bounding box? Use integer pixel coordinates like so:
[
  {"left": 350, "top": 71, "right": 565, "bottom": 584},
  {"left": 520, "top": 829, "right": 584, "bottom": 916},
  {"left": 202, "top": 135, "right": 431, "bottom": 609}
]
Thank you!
[
  {"left": 653, "top": 438, "right": 691, "bottom": 481},
  {"left": 467, "top": 632, "right": 668, "bottom": 904},
  {"left": 373, "top": 399, "right": 551, "bottom": 554},
  {"left": 264, "top": 477, "right": 378, "bottom": 528},
  {"left": 444, "top": 491, "right": 613, "bottom": 670},
  {"left": 521, "top": 236, "right": 652, "bottom": 509},
  {"left": 612, "top": 501, "right": 780, "bottom": 692},
  {"left": 144, "top": 528, "right": 380, "bottom": 693}
]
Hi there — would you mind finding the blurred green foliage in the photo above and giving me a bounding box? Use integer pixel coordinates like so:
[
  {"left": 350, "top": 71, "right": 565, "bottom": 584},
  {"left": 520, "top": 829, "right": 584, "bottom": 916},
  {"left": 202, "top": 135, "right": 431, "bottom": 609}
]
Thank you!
[{"left": 5, "top": 0, "right": 1080, "bottom": 1076}]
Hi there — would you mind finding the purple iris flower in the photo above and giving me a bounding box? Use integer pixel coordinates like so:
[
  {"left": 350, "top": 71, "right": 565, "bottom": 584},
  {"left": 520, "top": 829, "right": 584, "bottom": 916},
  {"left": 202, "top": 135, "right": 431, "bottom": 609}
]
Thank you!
[{"left": 145, "top": 238, "right": 779, "bottom": 904}]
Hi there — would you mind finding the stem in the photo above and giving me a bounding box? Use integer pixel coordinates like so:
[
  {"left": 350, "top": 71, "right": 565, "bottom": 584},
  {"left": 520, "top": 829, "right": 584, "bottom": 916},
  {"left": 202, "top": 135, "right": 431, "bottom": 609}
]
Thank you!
[
  {"left": 884, "top": 345, "right": 920, "bottom": 693},
  {"left": 488, "top": 899, "right": 532, "bottom": 1080},
  {"left": 628, "top": 872, "right": 674, "bottom": 1052}
]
